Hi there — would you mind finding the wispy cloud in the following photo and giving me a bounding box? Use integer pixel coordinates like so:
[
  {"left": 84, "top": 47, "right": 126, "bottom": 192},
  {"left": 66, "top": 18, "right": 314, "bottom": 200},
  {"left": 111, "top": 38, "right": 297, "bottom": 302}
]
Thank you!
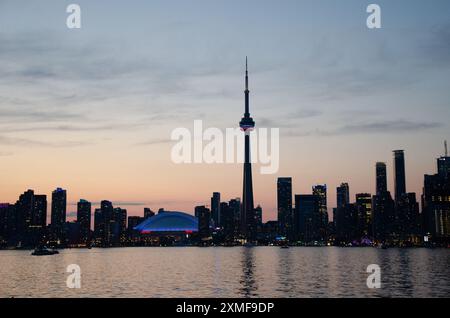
[
  {"left": 0, "top": 108, "right": 84, "bottom": 123},
  {"left": 260, "top": 108, "right": 322, "bottom": 128},
  {"left": 285, "top": 120, "right": 444, "bottom": 137},
  {"left": 0, "top": 135, "right": 91, "bottom": 148},
  {"left": 336, "top": 120, "right": 443, "bottom": 134},
  {"left": 135, "top": 138, "right": 174, "bottom": 146}
]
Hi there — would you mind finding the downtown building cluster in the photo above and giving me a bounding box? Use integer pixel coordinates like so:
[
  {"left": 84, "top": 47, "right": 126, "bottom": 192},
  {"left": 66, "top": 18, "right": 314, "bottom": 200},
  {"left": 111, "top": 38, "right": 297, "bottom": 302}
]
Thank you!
[
  {"left": 274, "top": 149, "right": 450, "bottom": 246},
  {"left": 191, "top": 149, "right": 449, "bottom": 247},
  {"left": 0, "top": 189, "right": 132, "bottom": 248},
  {"left": 0, "top": 148, "right": 448, "bottom": 248}
]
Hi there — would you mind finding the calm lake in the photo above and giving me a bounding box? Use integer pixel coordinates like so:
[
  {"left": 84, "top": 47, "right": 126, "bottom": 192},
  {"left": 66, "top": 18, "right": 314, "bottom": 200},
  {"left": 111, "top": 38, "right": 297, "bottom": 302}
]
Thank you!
[{"left": 0, "top": 247, "right": 448, "bottom": 298}]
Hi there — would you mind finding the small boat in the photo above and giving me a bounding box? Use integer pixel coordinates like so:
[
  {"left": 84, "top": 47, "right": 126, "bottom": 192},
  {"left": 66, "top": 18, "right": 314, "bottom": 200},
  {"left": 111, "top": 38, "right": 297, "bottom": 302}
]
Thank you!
[
  {"left": 280, "top": 245, "right": 289, "bottom": 249},
  {"left": 31, "top": 246, "right": 59, "bottom": 256}
]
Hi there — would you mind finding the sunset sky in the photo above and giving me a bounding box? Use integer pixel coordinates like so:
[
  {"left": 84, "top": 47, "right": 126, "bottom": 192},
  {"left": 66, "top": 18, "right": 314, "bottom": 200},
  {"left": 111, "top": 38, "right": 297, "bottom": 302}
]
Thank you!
[{"left": 0, "top": 0, "right": 449, "bottom": 221}]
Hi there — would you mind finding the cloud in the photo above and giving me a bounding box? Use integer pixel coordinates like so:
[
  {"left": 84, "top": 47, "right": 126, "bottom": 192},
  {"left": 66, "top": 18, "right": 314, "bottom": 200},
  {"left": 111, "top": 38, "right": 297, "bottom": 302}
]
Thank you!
[
  {"left": 0, "top": 135, "right": 91, "bottom": 148},
  {"left": 336, "top": 120, "right": 443, "bottom": 134},
  {"left": 259, "top": 108, "right": 322, "bottom": 128},
  {"left": 135, "top": 138, "right": 173, "bottom": 146},
  {"left": 284, "top": 120, "right": 443, "bottom": 137},
  {"left": 0, "top": 108, "right": 84, "bottom": 123}
]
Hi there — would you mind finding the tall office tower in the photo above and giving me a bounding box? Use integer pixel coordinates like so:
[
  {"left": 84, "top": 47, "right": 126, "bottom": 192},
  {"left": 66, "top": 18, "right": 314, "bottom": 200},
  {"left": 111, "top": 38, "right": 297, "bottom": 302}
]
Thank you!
[
  {"left": 211, "top": 192, "right": 221, "bottom": 228},
  {"left": 144, "top": 208, "right": 155, "bottom": 219},
  {"left": 239, "top": 58, "right": 256, "bottom": 242},
  {"left": 15, "top": 190, "right": 34, "bottom": 237},
  {"left": 77, "top": 199, "right": 91, "bottom": 244},
  {"left": 0, "top": 204, "right": 11, "bottom": 243},
  {"left": 372, "top": 191, "right": 395, "bottom": 242},
  {"left": 393, "top": 150, "right": 406, "bottom": 201},
  {"left": 229, "top": 198, "right": 241, "bottom": 239},
  {"left": 94, "top": 208, "right": 104, "bottom": 243},
  {"left": 14, "top": 190, "right": 47, "bottom": 245},
  {"left": 334, "top": 203, "right": 359, "bottom": 243},
  {"left": 336, "top": 183, "right": 350, "bottom": 208},
  {"left": 95, "top": 200, "right": 114, "bottom": 246},
  {"left": 196, "top": 205, "right": 211, "bottom": 242},
  {"left": 437, "top": 141, "right": 450, "bottom": 178},
  {"left": 396, "top": 192, "right": 419, "bottom": 241},
  {"left": 32, "top": 195, "right": 47, "bottom": 228},
  {"left": 277, "top": 177, "right": 293, "bottom": 238},
  {"left": 220, "top": 202, "right": 234, "bottom": 242},
  {"left": 355, "top": 193, "right": 372, "bottom": 237},
  {"left": 32, "top": 195, "right": 47, "bottom": 229},
  {"left": 0, "top": 203, "right": 19, "bottom": 245},
  {"left": 51, "top": 188, "right": 67, "bottom": 240},
  {"left": 422, "top": 152, "right": 450, "bottom": 243},
  {"left": 294, "top": 194, "right": 320, "bottom": 243},
  {"left": 376, "top": 162, "right": 388, "bottom": 195},
  {"left": 113, "top": 207, "right": 127, "bottom": 244},
  {"left": 313, "top": 184, "right": 328, "bottom": 240}
]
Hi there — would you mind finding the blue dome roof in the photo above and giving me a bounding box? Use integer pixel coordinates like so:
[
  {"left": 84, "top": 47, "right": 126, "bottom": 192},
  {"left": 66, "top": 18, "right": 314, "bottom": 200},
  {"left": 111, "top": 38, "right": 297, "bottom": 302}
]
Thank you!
[{"left": 134, "top": 211, "right": 198, "bottom": 233}]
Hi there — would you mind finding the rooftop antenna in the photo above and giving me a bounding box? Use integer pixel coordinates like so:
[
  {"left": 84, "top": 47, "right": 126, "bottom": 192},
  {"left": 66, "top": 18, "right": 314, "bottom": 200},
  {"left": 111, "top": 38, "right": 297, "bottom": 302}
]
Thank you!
[{"left": 445, "top": 140, "right": 448, "bottom": 157}]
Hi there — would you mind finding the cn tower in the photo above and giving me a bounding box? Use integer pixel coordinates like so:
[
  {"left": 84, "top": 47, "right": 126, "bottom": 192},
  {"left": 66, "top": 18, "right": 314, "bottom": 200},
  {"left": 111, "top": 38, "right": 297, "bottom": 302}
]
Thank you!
[{"left": 239, "top": 57, "right": 256, "bottom": 242}]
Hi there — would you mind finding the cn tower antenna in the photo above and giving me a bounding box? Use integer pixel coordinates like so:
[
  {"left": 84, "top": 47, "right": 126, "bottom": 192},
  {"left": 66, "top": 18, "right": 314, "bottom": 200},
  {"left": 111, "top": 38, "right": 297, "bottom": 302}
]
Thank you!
[{"left": 445, "top": 140, "right": 448, "bottom": 157}]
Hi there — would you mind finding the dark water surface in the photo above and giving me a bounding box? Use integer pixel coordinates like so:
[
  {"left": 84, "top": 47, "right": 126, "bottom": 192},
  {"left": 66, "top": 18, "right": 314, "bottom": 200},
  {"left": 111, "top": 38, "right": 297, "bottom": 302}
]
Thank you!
[{"left": 0, "top": 247, "right": 448, "bottom": 297}]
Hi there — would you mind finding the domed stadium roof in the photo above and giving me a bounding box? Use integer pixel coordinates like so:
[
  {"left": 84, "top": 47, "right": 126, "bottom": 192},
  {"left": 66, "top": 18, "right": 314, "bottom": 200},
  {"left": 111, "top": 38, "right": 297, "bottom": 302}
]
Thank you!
[{"left": 134, "top": 211, "right": 198, "bottom": 233}]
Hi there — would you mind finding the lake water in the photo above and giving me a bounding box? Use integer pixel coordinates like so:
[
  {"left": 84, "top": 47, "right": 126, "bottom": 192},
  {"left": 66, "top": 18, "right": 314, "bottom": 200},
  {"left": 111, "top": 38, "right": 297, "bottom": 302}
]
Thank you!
[{"left": 0, "top": 247, "right": 448, "bottom": 298}]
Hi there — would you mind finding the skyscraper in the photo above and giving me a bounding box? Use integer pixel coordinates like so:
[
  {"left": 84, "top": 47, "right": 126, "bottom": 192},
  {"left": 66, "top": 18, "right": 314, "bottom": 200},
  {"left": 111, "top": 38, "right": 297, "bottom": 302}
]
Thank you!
[
  {"left": 376, "top": 162, "right": 387, "bottom": 195},
  {"left": 277, "top": 177, "right": 292, "bottom": 238},
  {"left": 77, "top": 199, "right": 91, "bottom": 244},
  {"left": 229, "top": 198, "right": 241, "bottom": 240},
  {"left": 196, "top": 205, "right": 211, "bottom": 242},
  {"left": 94, "top": 200, "right": 114, "bottom": 246},
  {"left": 372, "top": 191, "right": 395, "bottom": 241},
  {"left": 422, "top": 151, "right": 450, "bottom": 242},
  {"left": 239, "top": 58, "right": 256, "bottom": 242},
  {"left": 336, "top": 183, "right": 350, "bottom": 208},
  {"left": 211, "top": 192, "right": 221, "bottom": 228},
  {"left": 437, "top": 141, "right": 450, "bottom": 178},
  {"left": 113, "top": 207, "right": 127, "bottom": 244},
  {"left": 355, "top": 193, "right": 372, "bottom": 237},
  {"left": 313, "top": 185, "right": 328, "bottom": 241},
  {"left": 51, "top": 187, "right": 67, "bottom": 240},
  {"left": 15, "top": 190, "right": 34, "bottom": 238},
  {"left": 396, "top": 192, "right": 419, "bottom": 241},
  {"left": 32, "top": 195, "right": 47, "bottom": 229},
  {"left": 220, "top": 202, "right": 234, "bottom": 242},
  {"left": 0, "top": 204, "right": 9, "bottom": 242},
  {"left": 13, "top": 190, "right": 47, "bottom": 246},
  {"left": 294, "top": 194, "right": 320, "bottom": 242},
  {"left": 335, "top": 203, "right": 358, "bottom": 243},
  {"left": 393, "top": 150, "right": 406, "bottom": 201}
]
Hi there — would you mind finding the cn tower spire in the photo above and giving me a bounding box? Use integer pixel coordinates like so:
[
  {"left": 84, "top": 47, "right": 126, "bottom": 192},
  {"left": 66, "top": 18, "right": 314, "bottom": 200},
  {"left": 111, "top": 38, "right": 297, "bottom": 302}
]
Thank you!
[
  {"left": 245, "top": 56, "right": 248, "bottom": 91},
  {"left": 239, "top": 57, "right": 256, "bottom": 242},
  {"left": 244, "top": 57, "right": 250, "bottom": 116}
]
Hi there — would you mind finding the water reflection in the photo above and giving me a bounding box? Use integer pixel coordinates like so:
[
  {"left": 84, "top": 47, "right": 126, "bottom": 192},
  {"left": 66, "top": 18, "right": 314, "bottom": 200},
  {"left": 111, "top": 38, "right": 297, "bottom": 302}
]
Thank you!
[
  {"left": 0, "top": 247, "right": 448, "bottom": 297},
  {"left": 276, "top": 248, "right": 295, "bottom": 296},
  {"left": 240, "top": 247, "right": 258, "bottom": 297}
]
